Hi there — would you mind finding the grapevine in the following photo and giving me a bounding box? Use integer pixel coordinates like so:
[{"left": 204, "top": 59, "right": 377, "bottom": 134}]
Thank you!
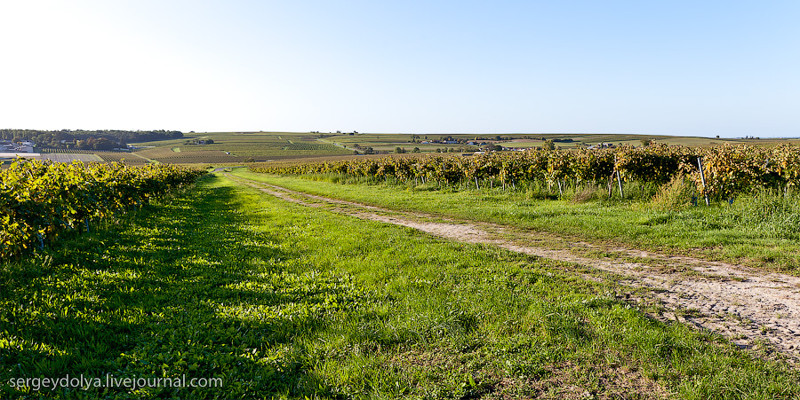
[
  {"left": 0, "top": 159, "right": 204, "bottom": 259},
  {"left": 251, "top": 144, "right": 800, "bottom": 201}
]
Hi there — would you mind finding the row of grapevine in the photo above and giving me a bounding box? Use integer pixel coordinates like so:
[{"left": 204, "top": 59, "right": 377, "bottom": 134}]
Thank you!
[
  {"left": 251, "top": 144, "right": 800, "bottom": 199},
  {"left": 1, "top": 159, "right": 205, "bottom": 259}
]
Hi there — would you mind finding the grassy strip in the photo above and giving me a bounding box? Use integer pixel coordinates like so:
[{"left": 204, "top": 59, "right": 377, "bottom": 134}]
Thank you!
[
  {"left": 232, "top": 169, "right": 800, "bottom": 274},
  {"left": 1, "top": 175, "right": 798, "bottom": 399}
]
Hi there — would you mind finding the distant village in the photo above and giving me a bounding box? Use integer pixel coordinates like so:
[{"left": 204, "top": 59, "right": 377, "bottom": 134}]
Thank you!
[
  {"left": 414, "top": 135, "right": 617, "bottom": 154},
  {"left": 0, "top": 140, "right": 36, "bottom": 153},
  {"left": 0, "top": 140, "right": 39, "bottom": 160}
]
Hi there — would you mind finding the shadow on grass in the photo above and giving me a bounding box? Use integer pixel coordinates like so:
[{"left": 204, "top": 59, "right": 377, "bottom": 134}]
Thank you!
[{"left": 0, "top": 175, "right": 345, "bottom": 398}]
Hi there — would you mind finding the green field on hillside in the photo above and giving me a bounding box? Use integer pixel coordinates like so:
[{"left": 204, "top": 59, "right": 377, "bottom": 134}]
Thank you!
[
  {"left": 126, "top": 131, "right": 794, "bottom": 165},
  {"left": 22, "top": 131, "right": 798, "bottom": 166},
  {"left": 131, "top": 132, "right": 352, "bottom": 163}
]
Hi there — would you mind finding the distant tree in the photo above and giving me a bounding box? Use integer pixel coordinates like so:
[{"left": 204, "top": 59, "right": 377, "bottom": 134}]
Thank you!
[
  {"left": 0, "top": 128, "right": 181, "bottom": 149},
  {"left": 412, "top": 147, "right": 420, "bottom": 153},
  {"left": 640, "top": 139, "right": 653, "bottom": 147},
  {"left": 542, "top": 139, "right": 555, "bottom": 151},
  {"left": 92, "top": 137, "right": 116, "bottom": 150}
]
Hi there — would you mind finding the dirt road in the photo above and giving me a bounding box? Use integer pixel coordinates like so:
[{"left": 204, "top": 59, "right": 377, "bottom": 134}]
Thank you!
[{"left": 226, "top": 173, "right": 800, "bottom": 364}]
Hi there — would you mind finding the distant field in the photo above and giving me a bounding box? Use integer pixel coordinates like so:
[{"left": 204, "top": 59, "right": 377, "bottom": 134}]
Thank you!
[
  {"left": 131, "top": 132, "right": 352, "bottom": 163},
  {"left": 506, "top": 136, "right": 757, "bottom": 149},
  {"left": 39, "top": 149, "right": 150, "bottom": 165},
  {"left": 126, "top": 131, "right": 800, "bottom": 165},
  {"left": 96, "top": 152, "right": 150, "bottom": 165},
  {"left": 24, "top": 132, "right": 800, "bottom": 166},
  {"left": 40, "top": 153, "right": 103, "bottom": 162}
]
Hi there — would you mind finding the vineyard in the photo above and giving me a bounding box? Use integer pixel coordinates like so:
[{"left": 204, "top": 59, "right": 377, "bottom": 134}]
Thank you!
[
  {"left": 252, "top": 144, "right": 800, "bottom": 200},
  {"left": 95, "top": 152, "right": 150, "bottom": 165},
  {"left": 284, "top": 142, "right": 342, "bottom": 151},
  {"left": 37, "top": 149, "right": 151, "bottom": 165},
  {"left": 0, "top": 160, "right": 204, "bottom": 259},
  {"left": 127, "top": 132, "right": 353, "bottom": 164},
  {"left": 135, "top": 148, "right": 249, "bottom": 164}
]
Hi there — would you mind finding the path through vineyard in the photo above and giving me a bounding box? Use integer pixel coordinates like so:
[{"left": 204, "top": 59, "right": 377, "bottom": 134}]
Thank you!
[{"left": 225, "top": 173, "right": 800, "bottom": 364}]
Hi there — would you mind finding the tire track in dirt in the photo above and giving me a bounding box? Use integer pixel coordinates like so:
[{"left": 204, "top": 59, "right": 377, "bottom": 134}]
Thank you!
[{"left": 226, "top": 173, "right": 800, "bottom": 364}]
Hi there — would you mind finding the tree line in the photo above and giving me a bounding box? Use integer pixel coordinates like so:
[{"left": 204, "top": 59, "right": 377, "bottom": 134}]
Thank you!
[{"left": 0, "top": 129, "right": 183, "bottom": 150}]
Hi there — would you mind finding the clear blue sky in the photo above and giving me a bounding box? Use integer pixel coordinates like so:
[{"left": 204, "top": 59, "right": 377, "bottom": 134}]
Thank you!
[{"left": 1, "top": 1, "right": 798, "bottom": 137}]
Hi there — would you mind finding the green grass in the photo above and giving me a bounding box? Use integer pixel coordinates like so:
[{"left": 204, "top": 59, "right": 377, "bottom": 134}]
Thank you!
[
  {"left": 232, "top": 169, "right": 800, "bottom": 273},
  {"left": 1, "top": 174, "right": 799, "bottom": 398}
]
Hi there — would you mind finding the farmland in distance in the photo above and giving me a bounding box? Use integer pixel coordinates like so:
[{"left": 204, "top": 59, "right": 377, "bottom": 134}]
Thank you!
[
  {"left": 129, "top": 131, "right": 800, "bottom": 165},
  {"left": 17, "top": 131, "right": 800, "bottom": 166}
]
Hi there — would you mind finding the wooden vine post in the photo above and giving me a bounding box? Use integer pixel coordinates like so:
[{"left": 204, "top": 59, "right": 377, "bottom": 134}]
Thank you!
[
  {"left": 614, "top": 154, "right": 624, "bottom": 199},
  {"left": 697, "top": 157, "right": 710, "bottom": 206}
]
